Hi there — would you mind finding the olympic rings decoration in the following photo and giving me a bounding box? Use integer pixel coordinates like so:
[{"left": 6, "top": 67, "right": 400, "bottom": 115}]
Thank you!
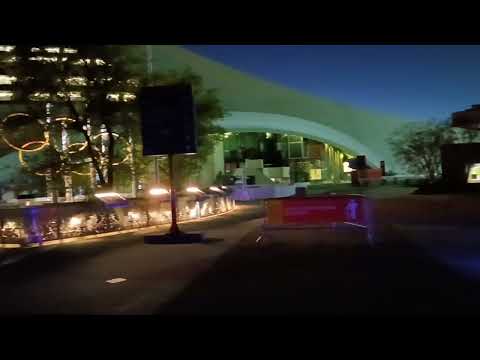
[
  {"left": 91, "top": 132, "right": 130, "bottom": 166},
  {"left": 1, "top": 113, "right": 50, "bottom": 152},
  {"left": 2, "top": 112, "right": 132, "bottom": 178},
  {"left": 67, "top": 142, "right": 88, "bottom": 154},
  {"left": 18, "top": 141, "right": 62, "bottom": 176}
]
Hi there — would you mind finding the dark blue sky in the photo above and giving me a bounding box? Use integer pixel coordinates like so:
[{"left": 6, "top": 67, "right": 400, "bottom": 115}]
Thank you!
[{"left": 183, "top": 45, "right": 480, "bottom": 121}]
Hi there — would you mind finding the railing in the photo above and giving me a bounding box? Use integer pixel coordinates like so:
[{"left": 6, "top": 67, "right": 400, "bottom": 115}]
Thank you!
[{"left": 0, "top": 193, "right": 235, "bottom": 247}]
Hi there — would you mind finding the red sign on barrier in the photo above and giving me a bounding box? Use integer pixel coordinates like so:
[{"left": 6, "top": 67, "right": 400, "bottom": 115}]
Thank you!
[
  {"left": 262, "top": 194, "right": 375, "bottom": 245},
  {"left": 279, "top": 195, "right": 368, "bottom": 227}
]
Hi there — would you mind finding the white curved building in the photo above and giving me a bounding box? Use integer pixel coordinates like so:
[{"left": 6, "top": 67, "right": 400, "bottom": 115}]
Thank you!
[{"left": 149, "top": 45, "right": 410, "bottom": 171}]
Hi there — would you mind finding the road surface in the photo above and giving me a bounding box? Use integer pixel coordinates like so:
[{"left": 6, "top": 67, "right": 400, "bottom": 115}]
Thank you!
[
  {"left": 0, "top": 203, "right": 264, "bottom": 315},
  {"left": 1, "top": 198, "right": 480, "bottom": 316}
]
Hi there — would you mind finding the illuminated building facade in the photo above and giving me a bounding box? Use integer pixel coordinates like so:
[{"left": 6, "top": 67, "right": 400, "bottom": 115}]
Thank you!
[
  {"left": 0, "top": 45, "right": 138, "bottom": 201},
  {"left": 146, "top": 45, "right": 409, "bottom": 176},
  {"left": 223, "top": 132, "right": 351, "bottom": 184}
]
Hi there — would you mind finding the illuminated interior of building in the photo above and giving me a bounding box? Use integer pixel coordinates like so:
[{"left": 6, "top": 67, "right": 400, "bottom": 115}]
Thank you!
[{"left": 467, "top": 163, "right": 480, "bottom": 184}]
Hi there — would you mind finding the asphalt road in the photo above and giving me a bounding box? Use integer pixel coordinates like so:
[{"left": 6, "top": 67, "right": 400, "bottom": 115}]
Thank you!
[
  {"left": 1, "top": 198, "right": 480, "bottom": 316},
  {"left": 0, "top": 203, "right": 265, "bottom": 315}
]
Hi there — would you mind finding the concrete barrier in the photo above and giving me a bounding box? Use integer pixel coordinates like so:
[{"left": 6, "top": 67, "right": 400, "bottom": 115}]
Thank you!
[
  {"left": 258, "top": 194, "right": 374, "bottom": 246},
  {"left": 230, "top": 184, "right": 296, "bottom": 201}
]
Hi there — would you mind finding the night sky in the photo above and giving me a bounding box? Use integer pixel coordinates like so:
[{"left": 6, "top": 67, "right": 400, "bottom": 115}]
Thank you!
[{"left": 183, "top": 45, "right": 480, "bottom": 121}]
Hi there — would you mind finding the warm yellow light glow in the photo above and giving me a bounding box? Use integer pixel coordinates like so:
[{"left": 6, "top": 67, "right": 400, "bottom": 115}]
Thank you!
[
  {"left": 67, "top": 142, "right": 88, "bottom": 154},
  {"left": 107, "top": 93, "right": 120, "bottom": 101},
  {"left": 468, "top": 163, "right": 480, "bottom": 184},
  {"left": 64, "top": 48, "right": 77, "bottom": 54},
  {"left": 29, "top": 56, "right": 58, "bottom": 62},
  {"left": 3, "top": 221, "right": 16, "bottom": 229},
  {"left": 65, "top": 77, "right": 87, "bottom": 86},
  {"left": 68, "top": 91, "right": 82, "bottom": 100},
  {"left": 221, "top": 186, "right": 228, "bottom": 189},
  {"left": 29, "top": 92, "right": 50, "bottom": 101},
  {"left": 2, "top": 114, "right": 52, "bottom": 152},
  {"left": 31, "top": 47, "right": 41, "bottom": 52},
  {"left": 95, "top": 58, "right": 106, "bottom": 65},
  {"left": 122, "top": 93, "right": 136, "bottom": 102},
  {"left": 45, "top": 47, "right": 60, "bottom": 53},
  {"left": 0, "top": 45, "right": 14, "bottom": 52},
  {"left": 188, "top": 202, "right": 200, "bottom": 218},
  {"left": 343, "top": 161, "right": 353, "bottom": 173},
  {"left": 56, "top": 91, "right": 83, "bottom": 101},
  {"left": 69, "top": 217, "right": 82, "bottom": 226},
  {"left": 209, "top": 186, "right": 224, "bottom": 193},
  {"left": 309, "top": 169, "right": 322, "bottom": 180},
  {"left": 186, "top": 187, "right": 204, "bottom": 194},
  {"left": 95, "top": 192, "right": 126, "bottom": 199},
  {"left": 149, "top": 188, "right": 169, "bottom": 196},
  {"left": 0, "top": 75, "right": 17, "bottom": 85},
  {"left": 73, "top": 58, "right": 92, "bottom": 65},
  {"left": 0, "top": 90, "right": 13, "bottom": 101},
  {"left": 128, "top": 211, "right": 140, "bottom": 220}
]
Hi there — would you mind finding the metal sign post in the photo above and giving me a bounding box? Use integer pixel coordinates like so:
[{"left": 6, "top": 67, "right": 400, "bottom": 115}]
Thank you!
[
  {"left": 167, "top": 153, "right": 180, "bottom": 235},
  {"left": 140, "top": 84, "right": 204, "bottom": 245}
]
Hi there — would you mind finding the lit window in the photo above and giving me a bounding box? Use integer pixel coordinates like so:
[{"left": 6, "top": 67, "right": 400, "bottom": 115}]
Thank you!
[
  {"left": 95, "top": 58, "right": 106, "bottom": 65},
  {"left": 0, "top": 45, "right": 14, "bottom": 52},
  {"left": 31, "top": 47, "right": 41, "bottom": 52},
  {"left": 0, "top": 90, "right": 13, "bottom": 101},
  {"left": 468, "top": 163, "right": 480, "bottom": 184},
  {"left": 343, "top": 161, "right": 353, "bottom": 173},
  {"left": 64, "top": 48, "right": 77, "bottom": 54},
  {"left": 73, "top": 58, "right": 94, "bottom": 65},
  {"left": 29, "top": 92, "right": 50, "bottom": 101},
  {"left": 310, "top": 169, "right": 322, "bottom": 180},
  {"left": 3, "top": 221, "right": 16, "bottom": 229},
  {"left": 122, "top": 93, "right": 136, "bottom": 102},
  {"left": 65, "top": 77, "right": 87, "bottom": 86},
  {"left": 0, "top": 75, "right": 17, "bottom": 85},
  {"left": 69, "top": 217, "right": 82, "bottom": 226},
  {"left": 45, "top": 47, "right": 60, "bottom": 53},
  {"left": 56, "top": 91, "right": 82, "bottom": 101},
  {"left": 107, "top": 93, "right": 120, "bottom": 102},
  {"left": 29, "top": 56, "right": 58, "bottom": 63},
  {"left": 70, "top": 92, "right": 83, "bottom": 100}
]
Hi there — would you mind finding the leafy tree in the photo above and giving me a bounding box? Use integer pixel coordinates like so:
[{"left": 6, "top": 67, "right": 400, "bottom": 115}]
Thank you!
[
  {"left": 1, "top": 47, "right": 225, "bottom": 195},
  {"left": 141, "top": 68, "right": 225, "bottom": 189},
  {"left": 1, "top": 45, "right": 145, "bottom": 192},
  {"left": 388, "top": 120, "right": 458, "bottom": 182}
]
